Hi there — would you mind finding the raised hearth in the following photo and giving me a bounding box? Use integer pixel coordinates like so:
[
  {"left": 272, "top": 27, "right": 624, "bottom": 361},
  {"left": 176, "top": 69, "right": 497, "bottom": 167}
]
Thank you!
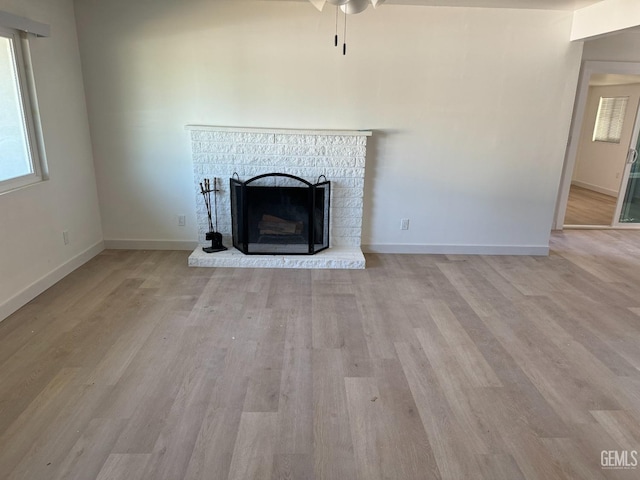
[{"left": 188, "top": 246, "right": 364, "bottom": 269}]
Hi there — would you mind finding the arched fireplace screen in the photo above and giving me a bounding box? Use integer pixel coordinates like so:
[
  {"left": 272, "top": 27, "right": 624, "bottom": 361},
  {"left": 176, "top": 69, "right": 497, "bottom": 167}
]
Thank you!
[{"left": 230, "top": 173, "right": 330, "bottom": 255}]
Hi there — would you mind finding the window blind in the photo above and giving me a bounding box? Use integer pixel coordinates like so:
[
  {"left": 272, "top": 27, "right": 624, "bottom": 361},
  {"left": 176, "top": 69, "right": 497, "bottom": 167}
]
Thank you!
[{"left": 593, "top": 96, "right": 628, "bottom": 144}]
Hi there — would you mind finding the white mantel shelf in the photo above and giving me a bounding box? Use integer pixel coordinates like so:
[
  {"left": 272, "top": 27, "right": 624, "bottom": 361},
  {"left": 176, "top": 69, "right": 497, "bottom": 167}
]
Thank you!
[
  {"left": 189, "top": 246, "right": 365, "bottom": 269},
  {"left": 185, "top": 125, "right": 373, "bottom": 137}
]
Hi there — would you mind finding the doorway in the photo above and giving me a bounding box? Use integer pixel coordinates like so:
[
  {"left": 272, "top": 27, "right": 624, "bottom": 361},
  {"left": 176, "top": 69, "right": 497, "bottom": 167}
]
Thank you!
[{"left": 555, "top": 61, "right": 640, "bottom": 229}]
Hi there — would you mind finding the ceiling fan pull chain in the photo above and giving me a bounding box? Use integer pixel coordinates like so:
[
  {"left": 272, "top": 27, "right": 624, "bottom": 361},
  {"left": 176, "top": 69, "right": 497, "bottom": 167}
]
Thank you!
[
  {"left": 343, "top": 8, "right": 347, "bottom": 55},
  {"left": 335, "top": 6, "right": 339, "bottom": 47}
]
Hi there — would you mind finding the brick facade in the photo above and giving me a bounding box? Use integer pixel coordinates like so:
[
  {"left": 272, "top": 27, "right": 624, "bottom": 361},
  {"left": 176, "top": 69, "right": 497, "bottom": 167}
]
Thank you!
[{"left": 188, "top": 126, "right": 370, "bottom": 249}]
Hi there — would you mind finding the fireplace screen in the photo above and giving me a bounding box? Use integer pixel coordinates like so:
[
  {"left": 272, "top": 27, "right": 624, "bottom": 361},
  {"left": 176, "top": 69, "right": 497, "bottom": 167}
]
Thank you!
[{"left": 230, "top": 173, "right": 330, "bottom": 255}]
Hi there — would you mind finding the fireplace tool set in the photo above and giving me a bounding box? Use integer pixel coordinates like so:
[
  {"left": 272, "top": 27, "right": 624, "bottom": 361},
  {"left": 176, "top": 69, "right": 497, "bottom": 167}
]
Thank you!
[{"left": 199, "top": 177, "right": 227, "bottom": 253}]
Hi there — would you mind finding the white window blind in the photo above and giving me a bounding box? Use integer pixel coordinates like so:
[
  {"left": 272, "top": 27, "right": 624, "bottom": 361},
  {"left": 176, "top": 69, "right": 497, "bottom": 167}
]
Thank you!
[{"left": 593, "top": 96, "right": 629, "bottom": 144}]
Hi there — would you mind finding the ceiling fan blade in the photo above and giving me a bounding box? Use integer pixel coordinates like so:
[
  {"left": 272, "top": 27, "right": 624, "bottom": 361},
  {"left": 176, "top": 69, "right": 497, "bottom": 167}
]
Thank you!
[
  {"left": 308, "top": 0, "right": 327, "bottom": 11},
  {"left": 340, "top": 0, "right": 369, "bottom": 15}
]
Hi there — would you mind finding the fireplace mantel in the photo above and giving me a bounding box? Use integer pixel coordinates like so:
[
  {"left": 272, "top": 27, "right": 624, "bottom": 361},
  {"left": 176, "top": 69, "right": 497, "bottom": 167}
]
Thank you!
[
  {"left": 186, "top": 125, "right": 370, "bottom": 269},
  {"left": 185, "top": 125, "right": 372, "bottom": 137}
]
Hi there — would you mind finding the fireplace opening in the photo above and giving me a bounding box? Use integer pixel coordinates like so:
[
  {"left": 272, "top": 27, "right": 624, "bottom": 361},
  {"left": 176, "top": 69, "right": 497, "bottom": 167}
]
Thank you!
[{"left": 230, "top": 173, "right": 330, "bottom": 255}]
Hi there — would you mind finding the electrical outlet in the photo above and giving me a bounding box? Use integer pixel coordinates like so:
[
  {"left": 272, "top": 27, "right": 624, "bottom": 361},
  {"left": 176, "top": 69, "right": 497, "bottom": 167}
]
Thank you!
[
  {"left": 178, "top": 215, "right": 186, "bottom": 227},
  {"left": 400, "top": 218, "right": 410, "bottom": 230},
  {"left": 63, "top": 230, "right": 69, "bottom": 245}
]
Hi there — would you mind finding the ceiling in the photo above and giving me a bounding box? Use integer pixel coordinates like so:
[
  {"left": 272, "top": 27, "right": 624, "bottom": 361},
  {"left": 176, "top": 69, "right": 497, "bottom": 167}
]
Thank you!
[
  {"left": 289, "top": 0, "right": 606, "bottom": 11},
  {"left": 383, "top": 0, "right": 604, "bottom": 11}
]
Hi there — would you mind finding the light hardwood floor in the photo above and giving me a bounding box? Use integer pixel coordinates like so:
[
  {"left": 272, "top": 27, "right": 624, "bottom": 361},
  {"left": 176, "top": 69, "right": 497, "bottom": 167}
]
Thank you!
[
  {"left": 565, "top": 185, "right": 618, "bottom": 226},
  {"left": 1, "top": 232, "right": 640, "bottom": 479}
]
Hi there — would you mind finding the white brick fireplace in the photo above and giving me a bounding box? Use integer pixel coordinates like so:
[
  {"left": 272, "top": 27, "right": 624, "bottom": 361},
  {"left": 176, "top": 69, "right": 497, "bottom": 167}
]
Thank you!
[{"left": 186, "top": 126, "right": 371, "bottom": 269}]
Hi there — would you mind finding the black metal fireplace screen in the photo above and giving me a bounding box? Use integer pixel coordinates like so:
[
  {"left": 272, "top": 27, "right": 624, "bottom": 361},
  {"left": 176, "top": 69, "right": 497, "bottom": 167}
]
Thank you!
[{"left": 230, "top": 173, "right": 330, "bottom": 255}]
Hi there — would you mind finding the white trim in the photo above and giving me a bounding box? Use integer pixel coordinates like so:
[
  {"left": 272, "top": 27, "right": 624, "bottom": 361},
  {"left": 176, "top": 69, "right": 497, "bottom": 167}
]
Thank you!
[
  {"left": 0, "top": 11, "right": 50, "bottom": 37},
  {"left": 0, "top": 172, "right": 42, "bottom": 194},
  {"left": 563, "top": 224, "right": 640, "bottom": 230},
  {"left": 571, "top": 180, "right": 618, "bottom": 197},
  {"left": 21, "top": 29, "right": 47, "bottom": 179},
  {"left": 362, "top": 243, "right": 549, "bottom": 256},
  {"left": 0, "top": 27, "right": 47, "bottom": 194},
  {"left": 185, "top": 125, "right": 373, "bottom": 137},
  {"left": 104, "top": 239, "right": 198, "bottom": 251},
  {"left": 571, "top": 0, "right": 640, "bottom": 42},
  {"left": 0, "top": 241, "right": 105, "bottom": 323},
  {"left": 555, "top": 61, "right": 640, "bottom": 230}
]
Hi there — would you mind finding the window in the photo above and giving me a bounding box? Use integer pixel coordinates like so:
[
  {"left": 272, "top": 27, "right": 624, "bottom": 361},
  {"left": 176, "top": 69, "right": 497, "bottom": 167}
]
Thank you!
[
  {"left": 0, "top": 26, "right": 44, "bottom": 193},
  {"left": 592, "top": 96, "right": 629, "bottom": 144}
]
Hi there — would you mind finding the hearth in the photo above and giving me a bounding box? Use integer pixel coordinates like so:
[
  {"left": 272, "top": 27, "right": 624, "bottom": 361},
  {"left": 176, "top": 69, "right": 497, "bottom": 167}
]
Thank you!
[{"left": 230, "top": 173, "right": 330, "bottom": 255}]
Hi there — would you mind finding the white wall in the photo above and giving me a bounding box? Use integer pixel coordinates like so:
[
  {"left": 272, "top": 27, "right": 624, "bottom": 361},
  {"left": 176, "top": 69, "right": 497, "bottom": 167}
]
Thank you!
[
  {"left": 572, "top": 83, "right": 640, "bottom": 196},
  {"left": 0, "top": 0, "right": 103, "bottom": 321},
  {"left": 74, "top": 0, "right": 582, "bottom": 254}
]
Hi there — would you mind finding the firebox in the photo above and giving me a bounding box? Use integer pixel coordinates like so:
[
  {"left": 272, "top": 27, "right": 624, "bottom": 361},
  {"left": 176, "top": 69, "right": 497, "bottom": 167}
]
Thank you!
[{"left": 230, "top": 173, "right": 330, "bottom": 255}]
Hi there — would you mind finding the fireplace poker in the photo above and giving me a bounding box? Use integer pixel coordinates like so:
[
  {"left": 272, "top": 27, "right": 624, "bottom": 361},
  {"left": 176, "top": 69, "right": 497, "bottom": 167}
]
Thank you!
[
  {"left": 200, "top": 180, "right": 213, "bottom": 232},
  {"left": 213, "top": 177, "right": 219, "bottom": 233},
  {"left": 201, "top": 176, "right": 227, "bottom": 254}
]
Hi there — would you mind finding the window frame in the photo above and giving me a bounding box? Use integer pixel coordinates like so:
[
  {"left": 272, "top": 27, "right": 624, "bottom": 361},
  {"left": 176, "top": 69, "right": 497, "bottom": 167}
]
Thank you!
[{"left": 0, "top": 25, "right": 45, "bottom": 194}]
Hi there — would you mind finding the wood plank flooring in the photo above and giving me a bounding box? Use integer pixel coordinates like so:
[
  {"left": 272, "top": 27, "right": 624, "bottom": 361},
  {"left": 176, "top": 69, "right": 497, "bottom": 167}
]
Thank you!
[
  {"left": 1, "top": 232, "right": 640, "bottom": 479},
  {"left": 565, "top": 185, "right": 617, "bottom": 225}
]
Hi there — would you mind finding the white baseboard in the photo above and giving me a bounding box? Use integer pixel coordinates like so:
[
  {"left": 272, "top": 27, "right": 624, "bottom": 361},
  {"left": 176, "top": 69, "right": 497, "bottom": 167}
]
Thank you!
[
  {"left": 571, "top": 180, "right": 618, "bottom": 198},
  {"left": 362, "top": 243, "right": 549, "bottom": 256},
  {"left": 104, "top": 239, "right": 198, "bottom": 251},
  {"left": 0, "top": 241, "right": 105, "bottom": 323}
]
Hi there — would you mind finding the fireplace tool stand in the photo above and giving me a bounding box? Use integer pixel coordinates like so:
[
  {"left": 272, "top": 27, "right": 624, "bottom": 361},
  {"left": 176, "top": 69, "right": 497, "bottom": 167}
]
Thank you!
[{"left": 199, "top": 177, "right": 227, "bottom": 253}]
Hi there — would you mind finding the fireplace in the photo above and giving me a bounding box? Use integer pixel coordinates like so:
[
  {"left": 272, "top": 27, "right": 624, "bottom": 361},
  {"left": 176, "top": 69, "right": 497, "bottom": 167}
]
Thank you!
[
  {"left": 230, "top": 173, "right": 330, "bottom": 255},
  {"left": 187, "top": 125, "right": 370, "bottom": 269}
]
